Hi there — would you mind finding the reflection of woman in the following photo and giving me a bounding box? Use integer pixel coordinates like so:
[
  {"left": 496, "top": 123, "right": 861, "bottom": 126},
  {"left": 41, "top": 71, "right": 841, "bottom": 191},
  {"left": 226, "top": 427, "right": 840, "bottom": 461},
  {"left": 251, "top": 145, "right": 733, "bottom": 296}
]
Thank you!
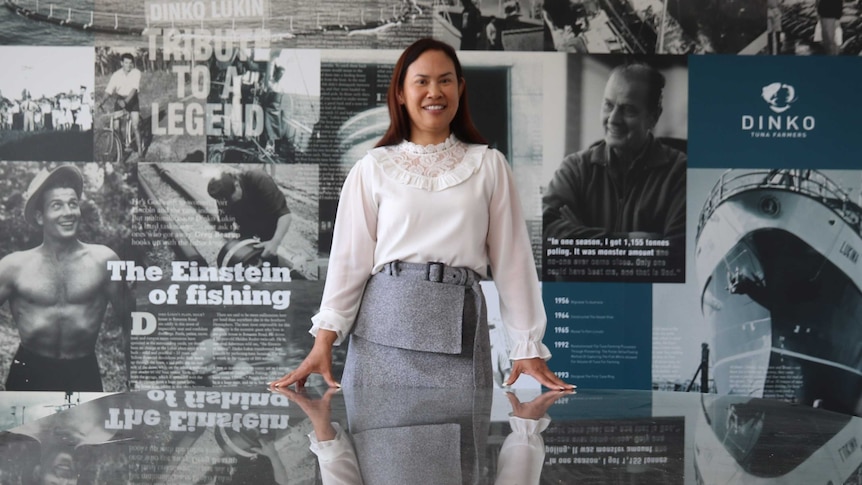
[
  {"left": 270, "top": 38, "right": 574, "bottom": 391},
  {"left": 277, "top": 387, "right": 571, "bottom": 485},
  {"left": 816, "top": 0, "right": 842, "bottom": 55}
]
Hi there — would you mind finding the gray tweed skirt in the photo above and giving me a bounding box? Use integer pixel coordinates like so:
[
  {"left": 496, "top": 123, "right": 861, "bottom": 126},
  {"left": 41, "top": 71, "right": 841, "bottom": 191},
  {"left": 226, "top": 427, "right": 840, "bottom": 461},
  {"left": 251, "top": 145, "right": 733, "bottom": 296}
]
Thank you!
[
  {"left": 344, "top": 387, "right": 492, "bottom": 484},
  {"left": 341, "top": 261, "right": 493, "bottom": 388}
]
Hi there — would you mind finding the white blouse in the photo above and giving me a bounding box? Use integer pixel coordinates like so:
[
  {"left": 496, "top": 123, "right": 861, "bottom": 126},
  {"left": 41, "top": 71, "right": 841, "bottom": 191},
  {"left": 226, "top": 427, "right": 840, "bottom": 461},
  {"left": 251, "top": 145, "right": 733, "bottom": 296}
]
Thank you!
[{"left": 310, "top": 135, "right": 552, "bottom": 361}]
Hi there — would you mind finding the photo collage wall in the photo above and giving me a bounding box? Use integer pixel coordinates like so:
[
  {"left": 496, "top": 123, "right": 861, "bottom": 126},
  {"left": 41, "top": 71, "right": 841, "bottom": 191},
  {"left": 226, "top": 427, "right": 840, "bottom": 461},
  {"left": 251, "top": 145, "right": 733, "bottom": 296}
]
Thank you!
[{"left": 0, "top": 0, "right": 860, "bottom": 418}]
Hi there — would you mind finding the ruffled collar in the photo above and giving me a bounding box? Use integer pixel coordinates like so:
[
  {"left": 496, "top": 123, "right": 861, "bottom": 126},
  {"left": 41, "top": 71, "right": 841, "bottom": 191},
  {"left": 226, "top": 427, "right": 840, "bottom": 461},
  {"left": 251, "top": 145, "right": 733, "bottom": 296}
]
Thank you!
[
  {"left": 370, "top": 135, "right": 487, "bottom": 192},
  {"left": 399, "top": 134, "right": 459, "bottom": 155}
]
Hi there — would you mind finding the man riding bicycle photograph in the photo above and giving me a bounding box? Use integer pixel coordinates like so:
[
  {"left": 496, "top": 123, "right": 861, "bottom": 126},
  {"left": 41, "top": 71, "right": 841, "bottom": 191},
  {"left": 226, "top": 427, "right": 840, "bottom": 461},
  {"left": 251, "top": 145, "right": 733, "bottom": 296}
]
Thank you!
[{"left": 101, "top": 52, "right": 144, "bottom": 157}]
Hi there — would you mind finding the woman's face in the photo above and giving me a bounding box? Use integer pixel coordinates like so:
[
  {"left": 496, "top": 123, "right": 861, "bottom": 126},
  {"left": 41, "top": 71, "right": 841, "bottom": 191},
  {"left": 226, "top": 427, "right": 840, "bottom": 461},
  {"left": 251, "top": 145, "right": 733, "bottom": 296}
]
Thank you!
[{"left": 398, "top": 49, "right": 463, "bottom": 145}]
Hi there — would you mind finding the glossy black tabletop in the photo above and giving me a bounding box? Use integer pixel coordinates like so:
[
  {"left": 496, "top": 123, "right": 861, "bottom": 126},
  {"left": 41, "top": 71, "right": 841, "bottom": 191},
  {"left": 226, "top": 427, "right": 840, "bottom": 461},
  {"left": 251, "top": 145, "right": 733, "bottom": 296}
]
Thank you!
[{"left": 0, "top": 387, "right": 859, "bottom": 484}]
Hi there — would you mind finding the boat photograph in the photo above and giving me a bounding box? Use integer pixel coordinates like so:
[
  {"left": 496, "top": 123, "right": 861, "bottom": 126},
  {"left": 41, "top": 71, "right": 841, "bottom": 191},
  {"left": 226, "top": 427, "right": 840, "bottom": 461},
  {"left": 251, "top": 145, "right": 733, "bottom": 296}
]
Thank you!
[{"left": 654, "top": 168, "right": 862, "bottom": 417}]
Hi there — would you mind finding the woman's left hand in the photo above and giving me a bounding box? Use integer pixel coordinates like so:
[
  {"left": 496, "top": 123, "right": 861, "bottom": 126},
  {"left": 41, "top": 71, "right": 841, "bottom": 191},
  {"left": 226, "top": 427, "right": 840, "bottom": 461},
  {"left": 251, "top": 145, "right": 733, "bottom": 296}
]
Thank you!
[{"left": 505, "top": 357, "right": 576, "bottom": 391}]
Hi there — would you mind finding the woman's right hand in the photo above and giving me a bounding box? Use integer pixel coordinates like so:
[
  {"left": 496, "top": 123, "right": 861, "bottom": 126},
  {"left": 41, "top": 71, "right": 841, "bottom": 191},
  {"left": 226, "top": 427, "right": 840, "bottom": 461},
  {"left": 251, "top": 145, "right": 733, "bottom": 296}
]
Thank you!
[
  {"left": 273, "top": 387, "right": 341, "bottom": 440},
  {"left": 268, "top": 329, "right": 341, "bottom": 389}
]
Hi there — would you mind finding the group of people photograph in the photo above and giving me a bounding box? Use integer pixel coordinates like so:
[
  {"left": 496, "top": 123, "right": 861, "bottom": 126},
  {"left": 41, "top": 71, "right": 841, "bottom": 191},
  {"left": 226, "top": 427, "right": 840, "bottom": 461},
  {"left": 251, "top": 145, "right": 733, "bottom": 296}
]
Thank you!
[{"left": 0, "top": 87, "right": 93, "bottom": 133}]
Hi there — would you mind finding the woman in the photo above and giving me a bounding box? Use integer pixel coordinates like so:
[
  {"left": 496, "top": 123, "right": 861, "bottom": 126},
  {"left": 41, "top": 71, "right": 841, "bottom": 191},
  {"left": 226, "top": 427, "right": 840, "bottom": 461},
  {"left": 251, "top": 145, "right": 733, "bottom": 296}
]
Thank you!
[{"left": 269, "top": 38, "right": 573, "bottom": 391}]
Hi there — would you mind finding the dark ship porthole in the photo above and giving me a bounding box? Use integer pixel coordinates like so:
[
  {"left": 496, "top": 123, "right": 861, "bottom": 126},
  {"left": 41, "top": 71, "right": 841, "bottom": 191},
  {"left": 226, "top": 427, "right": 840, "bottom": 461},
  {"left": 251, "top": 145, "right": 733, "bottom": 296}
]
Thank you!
[{"left": 759, "top": 196, "right": 780, "bottom": 217}]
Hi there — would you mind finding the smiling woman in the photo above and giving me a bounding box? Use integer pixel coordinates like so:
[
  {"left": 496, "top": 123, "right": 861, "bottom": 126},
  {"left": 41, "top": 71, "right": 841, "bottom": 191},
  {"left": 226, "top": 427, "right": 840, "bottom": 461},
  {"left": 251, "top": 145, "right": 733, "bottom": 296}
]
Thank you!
[
  {"left": 269, "top": 38, "right": 575, "bottom": 392},
  {"left": 397, "top": 49, "right": 464, "bottom": 146}
]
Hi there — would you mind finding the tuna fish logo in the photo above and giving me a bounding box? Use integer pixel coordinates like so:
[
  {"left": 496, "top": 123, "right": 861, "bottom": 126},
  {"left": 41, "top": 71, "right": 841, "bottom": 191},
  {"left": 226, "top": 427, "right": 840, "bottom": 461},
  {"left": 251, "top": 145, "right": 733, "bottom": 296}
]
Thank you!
[{"left": 761, "top": 83, "right": 797, "bottom": 114}]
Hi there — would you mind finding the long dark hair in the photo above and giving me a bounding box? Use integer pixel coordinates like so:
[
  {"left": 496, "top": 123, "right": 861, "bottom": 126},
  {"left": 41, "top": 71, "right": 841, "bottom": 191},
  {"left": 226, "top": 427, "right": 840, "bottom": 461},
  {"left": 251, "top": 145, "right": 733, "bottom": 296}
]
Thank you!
[{"left": 376, "top": 38, "right": 487, "bottom": 147}]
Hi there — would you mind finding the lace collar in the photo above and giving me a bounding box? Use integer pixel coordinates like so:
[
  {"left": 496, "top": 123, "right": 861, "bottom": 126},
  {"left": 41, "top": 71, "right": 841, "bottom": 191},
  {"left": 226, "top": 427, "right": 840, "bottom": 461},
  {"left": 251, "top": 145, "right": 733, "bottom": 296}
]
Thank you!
[
  {"left": 370, "top": 135, "right": 487, "bottom": 192},
  {"left": 399, "top": 134, "right": 459, "bottom": 155}
]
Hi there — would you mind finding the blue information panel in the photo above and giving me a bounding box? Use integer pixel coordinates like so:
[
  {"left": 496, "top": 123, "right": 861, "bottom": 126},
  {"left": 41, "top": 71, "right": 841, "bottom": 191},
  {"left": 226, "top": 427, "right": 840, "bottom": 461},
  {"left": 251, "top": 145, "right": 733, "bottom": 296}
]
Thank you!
[{"left": 543, "top": 282, "right": 652, "bottom": 389}]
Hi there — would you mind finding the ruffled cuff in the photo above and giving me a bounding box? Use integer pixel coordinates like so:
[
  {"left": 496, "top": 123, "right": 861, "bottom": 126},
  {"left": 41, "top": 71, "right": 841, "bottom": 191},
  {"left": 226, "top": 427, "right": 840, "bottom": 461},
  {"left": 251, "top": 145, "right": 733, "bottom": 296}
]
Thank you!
[
  {"left": 509, "top": 340, "right": 552, "bottom": 361},
  {"left": 500, "top": 415, "right": 550, "bottom": 450},
  {"left": 310, "top": 309, "right": 354, "bottom": 346},
  {"left": 497, "top": 416, "right": 549, "bottom": 483},
  {"left": 509, "top": 415, "right": 551, "bottom": 435},
  {"left": 308, "top": 423, "right": 351, "bottom": 463}
]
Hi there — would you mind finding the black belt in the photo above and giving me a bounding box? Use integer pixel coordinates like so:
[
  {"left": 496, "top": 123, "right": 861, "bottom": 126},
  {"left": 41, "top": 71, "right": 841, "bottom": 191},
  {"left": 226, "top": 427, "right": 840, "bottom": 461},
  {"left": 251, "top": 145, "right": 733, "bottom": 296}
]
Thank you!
[{"left": 380, "top": 261, "right": 480, "bottom": 287}]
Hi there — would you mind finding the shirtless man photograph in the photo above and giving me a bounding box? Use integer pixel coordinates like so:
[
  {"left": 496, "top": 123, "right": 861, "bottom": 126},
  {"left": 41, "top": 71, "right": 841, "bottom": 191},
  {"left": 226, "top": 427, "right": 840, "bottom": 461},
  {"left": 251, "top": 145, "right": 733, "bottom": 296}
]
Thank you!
[{"left": 0, "top": 165, "right": 124, "bottom": 391}]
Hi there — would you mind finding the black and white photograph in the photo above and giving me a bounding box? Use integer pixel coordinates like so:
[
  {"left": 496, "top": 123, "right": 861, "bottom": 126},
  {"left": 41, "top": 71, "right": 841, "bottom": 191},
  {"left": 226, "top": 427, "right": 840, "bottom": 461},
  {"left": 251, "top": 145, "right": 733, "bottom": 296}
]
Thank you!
[
  {"left": 84, "top": 0, "right": 435, "bottom": 49},
  {"left": 94, "top": 46, "right": 207, "bottom": 163},
  {"left": 130, "top": 162, "right": 322, "bottom": 388},
  {"left": 0, "top": 46, "right": 95, "bottom": 161},
  {"left": 765, "top": 0, "right": 862, "bottom": 55},
  {"left": 0, "top": 162, "right": 133, "bottom": 392},
  {"left": 0, "top": 0, "right": 96, "bottom": 45},
  {"left": 656, "top": 0, "right": 768, "bottom": 54},
  {"left": 206, "top": 48, "right": 321, "bottom": 165},
  {"left": 433, "top": 0, "right": 769, "bottom": 54},
  {"left": 3, "top": 0, "right": 158, "bottom": 45},
  {"left": 541, "top": 54, "right": 687, "bottom": 283},
  {"left": 134, "top": 162, "right": 319, "bottom": 279},
  {"left": 654, "top": 168, "right": 862, "bottom": 416},
  {"left": 263, "top": 0, "right": 435, "bottom": 49},
  {"left": 433, "top": 0, "right": 546, "bottom": 51}
]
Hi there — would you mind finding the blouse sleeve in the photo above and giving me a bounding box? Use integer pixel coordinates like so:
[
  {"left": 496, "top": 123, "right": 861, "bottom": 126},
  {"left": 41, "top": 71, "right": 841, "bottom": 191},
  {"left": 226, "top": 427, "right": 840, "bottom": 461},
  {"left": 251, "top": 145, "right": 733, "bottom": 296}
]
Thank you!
[
  {"left": 495, "top": 415, "right": 549, "bottom": 485},
  {"left": 308, "top": 423, "right": 364, "bottom": 485},
  {"left": 485, "top": 150, "right": 553, "bottom": 361},
  {"left": 309, "top": 157, "right": 378, "bottom": 345}
]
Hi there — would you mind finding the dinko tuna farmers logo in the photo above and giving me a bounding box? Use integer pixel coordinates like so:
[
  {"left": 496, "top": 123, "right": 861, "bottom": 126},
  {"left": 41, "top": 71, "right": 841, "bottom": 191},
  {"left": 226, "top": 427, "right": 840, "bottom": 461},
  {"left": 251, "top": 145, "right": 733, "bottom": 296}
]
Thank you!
[
  {"left": 761, "top": 83, "right": 796, "bottom": 113},
  {"left": 741, "top": 82, "right": 815, "bottom": 139}
]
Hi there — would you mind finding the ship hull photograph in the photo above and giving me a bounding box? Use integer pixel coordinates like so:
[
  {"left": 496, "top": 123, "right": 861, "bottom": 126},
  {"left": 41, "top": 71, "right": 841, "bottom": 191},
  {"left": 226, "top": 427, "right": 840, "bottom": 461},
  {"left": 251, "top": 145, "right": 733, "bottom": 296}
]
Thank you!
[{"left": 696, "top": 169, "right": 862, "bottom": 416}]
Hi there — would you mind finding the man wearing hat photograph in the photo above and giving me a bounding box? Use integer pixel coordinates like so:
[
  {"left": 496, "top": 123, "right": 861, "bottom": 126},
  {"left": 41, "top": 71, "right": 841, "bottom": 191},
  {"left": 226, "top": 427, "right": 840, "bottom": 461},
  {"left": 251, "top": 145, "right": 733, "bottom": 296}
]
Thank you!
[
  {"left": 0, "top": 165, "right": 123, "bottom": 391},
  {"left": 207, "top": 169, "right": 292, "bottom": 263}
]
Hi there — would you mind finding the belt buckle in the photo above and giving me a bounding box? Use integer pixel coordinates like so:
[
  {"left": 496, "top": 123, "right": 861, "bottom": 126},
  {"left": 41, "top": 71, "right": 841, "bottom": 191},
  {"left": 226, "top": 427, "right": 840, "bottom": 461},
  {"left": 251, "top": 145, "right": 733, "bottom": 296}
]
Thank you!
[{"left": 426, "top": 262, "right": 445, "bottom": 282}]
